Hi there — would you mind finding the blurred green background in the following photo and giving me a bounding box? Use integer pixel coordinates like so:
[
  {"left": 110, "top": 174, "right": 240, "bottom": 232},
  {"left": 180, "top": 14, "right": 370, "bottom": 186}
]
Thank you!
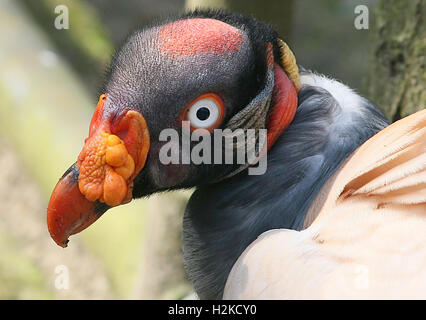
[{"left": 0, "top": 0, "right": 423, "bottom": 299}]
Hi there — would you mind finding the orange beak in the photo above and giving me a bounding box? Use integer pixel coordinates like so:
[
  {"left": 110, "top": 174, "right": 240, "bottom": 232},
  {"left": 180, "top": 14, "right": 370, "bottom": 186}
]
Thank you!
[{"left": 47, "top": 94, "right": 150, "bottom": 247}]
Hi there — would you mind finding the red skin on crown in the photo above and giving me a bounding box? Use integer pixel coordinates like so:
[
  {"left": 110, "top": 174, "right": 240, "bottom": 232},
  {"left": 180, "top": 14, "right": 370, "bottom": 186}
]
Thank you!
[{"left": 158, "top": 18, "right": 244, "bottom": 57}]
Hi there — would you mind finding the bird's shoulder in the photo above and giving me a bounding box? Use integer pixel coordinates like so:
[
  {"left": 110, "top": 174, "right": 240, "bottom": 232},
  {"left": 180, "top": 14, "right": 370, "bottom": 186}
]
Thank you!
[
  {"left": 224, "top": 109, "right": 426, "bottom": 299},
  {"left": 315, "top": 107, "right": 426, "bottom": 221}
]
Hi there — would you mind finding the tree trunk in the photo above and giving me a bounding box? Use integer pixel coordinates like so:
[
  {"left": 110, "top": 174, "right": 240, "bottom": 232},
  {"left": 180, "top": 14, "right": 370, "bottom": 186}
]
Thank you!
[{"left": 365, "top": 0, "right": 425, "bottom": 121}]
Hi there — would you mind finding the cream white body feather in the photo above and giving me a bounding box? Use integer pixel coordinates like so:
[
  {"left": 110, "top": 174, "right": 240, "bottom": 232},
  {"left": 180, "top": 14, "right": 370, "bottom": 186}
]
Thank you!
[{"left": 224, "top": 109, "right": 426, "bottom": 299}]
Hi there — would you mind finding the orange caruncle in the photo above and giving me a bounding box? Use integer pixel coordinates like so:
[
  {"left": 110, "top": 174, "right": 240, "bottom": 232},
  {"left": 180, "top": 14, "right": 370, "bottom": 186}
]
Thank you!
[
  {"left": 106, "top": 135, "right": 128, "bottom": 167},
  {"left": 103, "top": 166, "right": 127, "bottom": 206},
  {"left": 77, "top": 130, "right": 136, "bottom": 207}
]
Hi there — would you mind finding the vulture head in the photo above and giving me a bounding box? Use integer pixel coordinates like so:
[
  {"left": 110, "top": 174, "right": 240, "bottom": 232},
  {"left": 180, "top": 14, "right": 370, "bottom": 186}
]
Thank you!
[
  {"left": 47, "top": 10, "right": 389, "bottom": 299},
  {"left": 48, "top": 10, "right": 298, "bottom": 245}
]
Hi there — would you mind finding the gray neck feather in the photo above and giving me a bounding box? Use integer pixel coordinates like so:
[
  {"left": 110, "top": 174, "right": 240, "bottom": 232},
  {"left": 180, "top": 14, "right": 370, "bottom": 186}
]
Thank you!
[{"left": 183, "top": 70, "right": 389, "bottom": 300}]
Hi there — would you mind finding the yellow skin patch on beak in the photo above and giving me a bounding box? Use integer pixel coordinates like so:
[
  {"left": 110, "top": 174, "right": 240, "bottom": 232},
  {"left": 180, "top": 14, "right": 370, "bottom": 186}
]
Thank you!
[{"left": 78, "top": 132, "right": 135, "bottom": 207}]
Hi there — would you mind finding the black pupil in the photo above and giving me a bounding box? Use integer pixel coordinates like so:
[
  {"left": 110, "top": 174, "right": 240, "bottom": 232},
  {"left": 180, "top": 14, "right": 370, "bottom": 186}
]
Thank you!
[{"left": 196, "top": 107, "right": 210, "bottom": 121}]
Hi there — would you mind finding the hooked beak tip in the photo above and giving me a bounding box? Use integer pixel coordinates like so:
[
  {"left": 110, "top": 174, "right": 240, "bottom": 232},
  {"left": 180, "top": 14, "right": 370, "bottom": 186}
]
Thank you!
[{"left": 47, "top": 164, "right": 106, "bottom": 247}]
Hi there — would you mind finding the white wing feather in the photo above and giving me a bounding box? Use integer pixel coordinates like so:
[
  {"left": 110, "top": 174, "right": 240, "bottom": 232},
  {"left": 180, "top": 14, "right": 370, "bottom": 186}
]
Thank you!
[{"left": 224, "top": 109, "right": 426, "bottom": 299}]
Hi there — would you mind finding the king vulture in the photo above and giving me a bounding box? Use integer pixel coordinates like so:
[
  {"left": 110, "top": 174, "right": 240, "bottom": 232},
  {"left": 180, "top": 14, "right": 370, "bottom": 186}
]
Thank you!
[{"left": 46, "top": 10, "right": 426, "bottom": 299}]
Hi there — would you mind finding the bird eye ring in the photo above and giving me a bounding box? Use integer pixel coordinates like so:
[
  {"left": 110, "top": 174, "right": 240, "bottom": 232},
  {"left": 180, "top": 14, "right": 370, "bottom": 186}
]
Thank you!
[{"left": 180, "top": 93, "right": 225, "bottom": 131}]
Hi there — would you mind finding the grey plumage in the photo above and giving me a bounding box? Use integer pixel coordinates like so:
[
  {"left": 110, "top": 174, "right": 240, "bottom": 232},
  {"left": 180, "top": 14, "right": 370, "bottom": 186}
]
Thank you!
[{"left": 183, "top": 71, "right": 389, "bottom": 299}]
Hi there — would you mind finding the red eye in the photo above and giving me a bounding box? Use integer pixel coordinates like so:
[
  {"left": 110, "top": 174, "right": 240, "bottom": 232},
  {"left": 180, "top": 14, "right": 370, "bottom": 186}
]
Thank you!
[{"left": 180, "top": 93, "right": 225, "bottom": 131}]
